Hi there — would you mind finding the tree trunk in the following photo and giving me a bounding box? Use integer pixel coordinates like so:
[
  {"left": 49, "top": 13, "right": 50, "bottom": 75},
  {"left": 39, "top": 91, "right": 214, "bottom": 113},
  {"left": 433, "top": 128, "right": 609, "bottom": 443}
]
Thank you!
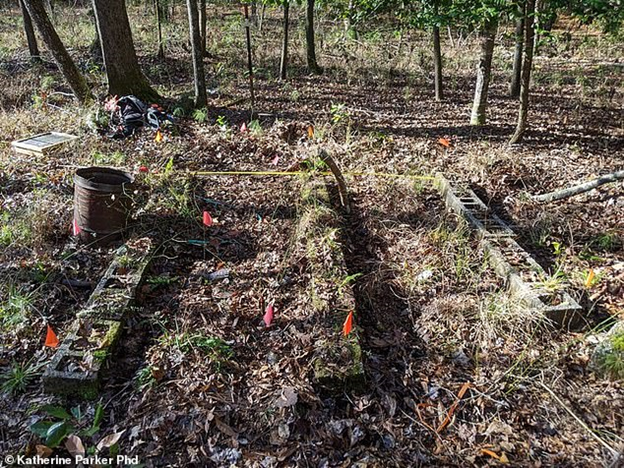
[
  {"left": 88, "top": 7, "right": 102, "bottom": 61},
  {"left": 23, "top": 0, "right": 92, "bottom": 103},
  {"left": 155, "top": 0, "right": 164, "bottom": 58},
  {"left": 19, "top": 0, "right": 40, "bottom": 62},
  {"left": 533, "top": 0, "right": 542, "bottom": 55},
  {"left": 45, "top": 0, "right": 54, "bottom": 23},
  {"left": 199, "top": 0, "right": 207, "bottom": 57},
  {"left": 89, "top": 28, "right": 102, "bottom": 61},
  {"left": 259, "top": 3, "right": 266, "bottom": 32},
  {"left": 279, "top": 0, "right": 289, "bottom": 80},
  {"left": 433, "top": 25, "right": 443, "bottom": 101},
  {"left": 305, "top": 0, "right": 321, "bottom": 74},
  {"left": 186, "top": 0, "right": 207, "bottom": 107},
  {"left": 344, "top": 0, "right": 357, "bottom": 39},
  {"left": 509, "top": 0, "right": 536, "bottom": 144},
  {"left": 92, "top": 0, "right": 157, "bottom": 100},
  {"left": 251, "top": 0, "right": 257, "bottom": 25},
  {"left": 244, "top": 4, "right": 255, "bottom": 108},
  {"left": 509, "top": 12, "right": 524, "bottom": 98},
  {"left": 470, "top": 18, "right": 497, "bottom": 125}
]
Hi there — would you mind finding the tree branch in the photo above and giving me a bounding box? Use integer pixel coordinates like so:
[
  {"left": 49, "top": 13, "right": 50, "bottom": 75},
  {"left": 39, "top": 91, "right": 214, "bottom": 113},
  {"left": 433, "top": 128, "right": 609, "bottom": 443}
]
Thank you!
[{"left": 532, "top": 170, "right": 624, "bottom": 203}]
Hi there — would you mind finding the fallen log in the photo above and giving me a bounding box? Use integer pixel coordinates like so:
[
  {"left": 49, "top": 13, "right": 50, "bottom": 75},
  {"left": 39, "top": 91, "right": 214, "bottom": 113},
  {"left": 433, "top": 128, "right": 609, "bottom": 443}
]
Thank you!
[
  {"left": 532, "top": 170, "right": 624, "bottom": 203},
  {"left": 318, "top": 149, "right": 350, "bottom": 213}
]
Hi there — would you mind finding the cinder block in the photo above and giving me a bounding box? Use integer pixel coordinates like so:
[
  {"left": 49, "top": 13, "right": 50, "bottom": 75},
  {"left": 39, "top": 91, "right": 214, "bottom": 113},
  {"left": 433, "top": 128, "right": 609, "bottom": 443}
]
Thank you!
[
  {"left": 437, "top": 175, "right": 584, "bottom": 327},
  {"left": 42, "top": 239, "right": 152, "bottom": 397}
]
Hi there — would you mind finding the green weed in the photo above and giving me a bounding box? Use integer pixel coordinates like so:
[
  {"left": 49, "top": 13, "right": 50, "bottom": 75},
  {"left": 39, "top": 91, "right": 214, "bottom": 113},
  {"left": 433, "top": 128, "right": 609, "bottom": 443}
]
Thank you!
[
  {"left": 248, "top": 119, "right": 262, "bottom": 135},
  {"left": 330, "top": 103, "right": 349, "bottom": 125},
  {"left": 146, "top": 275, "right": 179, "bottom": 287},
  {"left": 0, "top": 211, "right": 32, "bottom": 247},
  {"left": 594, "top": 231, "right": 621, "bottom": 251},
  {"left": 216, "top": 115, "right": 228, "bottom": 129},
  {"left": 1, "top": 359, "right": 43, "bottom": 394},
  {"left": 193, "top": 108, "right": 208, "bottom": 123},
  {"left": 136, "top": 366, "right": 158, "bottom": 389},
  {"left": 595, "top": 329, "right": 624, "bottom": 380},
  {"left": 29, "top": 403, "right": 104, "bottom": 449},
  {"left": 536, "top": 269, "right": 567, "bottom": 295},
  {"left": 92, "top": 151, "right": 125, "bottom": 166},
  {"left": 0, "top": 286, "right": 36, "bottom": 330}
]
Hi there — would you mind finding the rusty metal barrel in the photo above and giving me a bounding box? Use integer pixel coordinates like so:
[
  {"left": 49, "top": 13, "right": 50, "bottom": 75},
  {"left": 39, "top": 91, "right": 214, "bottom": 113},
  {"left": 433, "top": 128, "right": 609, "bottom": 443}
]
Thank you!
[{"left": 73, "top": 167, "right": 134, "bottom": 245}]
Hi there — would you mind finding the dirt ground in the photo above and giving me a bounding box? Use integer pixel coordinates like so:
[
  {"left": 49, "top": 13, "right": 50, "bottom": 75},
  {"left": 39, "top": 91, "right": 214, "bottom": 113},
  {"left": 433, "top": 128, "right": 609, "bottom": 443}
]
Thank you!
[{"left": 0, "top": 4, "right": 623, "bottom": 467}]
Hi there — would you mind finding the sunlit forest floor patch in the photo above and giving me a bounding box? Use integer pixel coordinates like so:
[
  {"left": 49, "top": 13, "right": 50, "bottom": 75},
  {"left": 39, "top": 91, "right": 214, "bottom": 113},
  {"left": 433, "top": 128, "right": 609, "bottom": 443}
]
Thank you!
[{"left": 0, "top": 3, "right": 622, "bottom": 466}]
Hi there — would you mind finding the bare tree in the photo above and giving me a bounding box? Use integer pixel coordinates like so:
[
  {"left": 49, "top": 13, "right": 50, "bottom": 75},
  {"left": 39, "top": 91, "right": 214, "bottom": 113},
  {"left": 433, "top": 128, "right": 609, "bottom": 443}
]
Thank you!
[
  {"left": 509, "top": 0, "right": 536, "bottom": 144},
  {"left": 509, "top": 4, "right": 525, "bottom": 97},
  {"left": 155, "top": 0, "right": 165, "bottom": 58},
  {"left": 19, "top": 0, "right": 40, "bottom": 62},
  {"left": 23, "top": 0, "right": 92, "bottom": 103},
  {"left": 199, "top": 0, "right": 207, "bottom": 56},
  {"left": 470, "top": 17, "right": 497, "bottom": 125},
  {"left": 305, "top": 0, "right": 321, "bottom": 74},
  {"left": 433, "top": 25, "right": 443, "bottom": 101},
  {"left": 186, "top": 0, "right": 207, "bottom": 107},
  {"left": 88, "top": 7, "right": 102, "bottom": 61},
  {"left": 280, "top": 0, "right": 289, "bottom": 80},
  {"left": 92, "top": 0, "right": 158, "bottom": 100}
]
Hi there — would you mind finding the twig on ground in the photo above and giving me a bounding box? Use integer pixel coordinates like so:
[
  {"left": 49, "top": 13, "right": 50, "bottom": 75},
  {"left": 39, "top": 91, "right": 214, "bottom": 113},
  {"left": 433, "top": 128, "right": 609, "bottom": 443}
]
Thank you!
[
  {"left": 436, "top": 382, "right": 471, "bottom": 433},
  {"left": 538, "top": 381, "right": 619, "bottom": 457}
]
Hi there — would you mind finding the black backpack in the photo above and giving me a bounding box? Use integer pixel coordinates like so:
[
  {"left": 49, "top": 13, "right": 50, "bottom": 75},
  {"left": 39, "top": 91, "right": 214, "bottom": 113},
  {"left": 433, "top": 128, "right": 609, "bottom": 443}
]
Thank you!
[{"left": 110, "top": 95, "right": 172, "bottom": 139}]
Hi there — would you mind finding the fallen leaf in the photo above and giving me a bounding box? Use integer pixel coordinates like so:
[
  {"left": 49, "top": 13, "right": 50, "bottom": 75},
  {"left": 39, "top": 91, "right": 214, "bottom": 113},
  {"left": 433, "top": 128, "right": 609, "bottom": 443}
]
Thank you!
[
  {"left": 36, "top": 445, "right": 53, "bottom": 457},
  {"left": 154, "top": 129, "right": 163, "bottom": 143},
  {"left": 151, "top": 366, "right": 165, "bottom": 381},
  {"left": 214, "top": 417, "right": 238, "bottom": 438},
  {"left": 96, "top": 430, "right": 125, "bottom": 451},
  {"left": 65, "top": 434, "right": 85, "bottom": 457},
  {"left": 438, "top": 137, "right": 451, "bottom": 148},
  {"left": 275, "top": 386, "right": 298, "bottom": 408},
  {"left": 585, "top": 269, "right": 595, "bottom": 288},
  {"left": 481, "top": 448, "right": 500, "bottom": 460},
  {"left": 307, "top": 125, "right": 314, "bottom": 138}
]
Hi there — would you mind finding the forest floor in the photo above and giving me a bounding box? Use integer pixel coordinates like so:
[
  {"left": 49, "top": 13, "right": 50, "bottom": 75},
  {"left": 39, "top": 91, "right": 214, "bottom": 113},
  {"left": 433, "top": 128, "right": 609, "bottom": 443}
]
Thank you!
[{"left": 0, "top": 4, "right": 623, "bottom": 467}]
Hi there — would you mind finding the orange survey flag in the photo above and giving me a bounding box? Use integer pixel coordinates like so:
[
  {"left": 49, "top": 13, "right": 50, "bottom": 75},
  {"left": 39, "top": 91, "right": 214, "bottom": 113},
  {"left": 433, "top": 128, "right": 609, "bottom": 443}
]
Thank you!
[
  {"left": 154, "top": 129, "right": 163, "bottom": 143},
  {"left": 263, "top": 303, "right": 274, "bottom": 327},
  {"left": 438, "top": 137, "right": 451, "bottom": 148},
  {"left": 45, "top": 325, "right": 60, "bottom": 348},
  {"left": 343, "top": 311, "right": 354, "bottom": 337},
  {"left": 202, "top": 211, "right": 213, "bottom": 227}
]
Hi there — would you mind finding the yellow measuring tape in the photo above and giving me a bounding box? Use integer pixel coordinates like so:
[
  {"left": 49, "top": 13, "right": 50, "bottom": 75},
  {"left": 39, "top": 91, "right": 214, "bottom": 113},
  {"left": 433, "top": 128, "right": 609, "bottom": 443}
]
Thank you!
[{"left": 191, "top": 170, "right": 435, "bottom": 180}]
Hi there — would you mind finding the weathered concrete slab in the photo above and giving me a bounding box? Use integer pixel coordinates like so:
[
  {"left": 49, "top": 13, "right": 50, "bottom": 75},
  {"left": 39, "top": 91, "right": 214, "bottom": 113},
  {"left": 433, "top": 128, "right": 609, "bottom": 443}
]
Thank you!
[
  {"left": 43, "top": 238, "right": 152, "bottom": 398},
  {"left": 436, "top": 175, "right": 515, "bottom": 238},
  {"left": 437, "top": 175, "right": 583, "bottom": 326},
  {"left": 43, "top": 350, "right": 101, "bottom": 399}
]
